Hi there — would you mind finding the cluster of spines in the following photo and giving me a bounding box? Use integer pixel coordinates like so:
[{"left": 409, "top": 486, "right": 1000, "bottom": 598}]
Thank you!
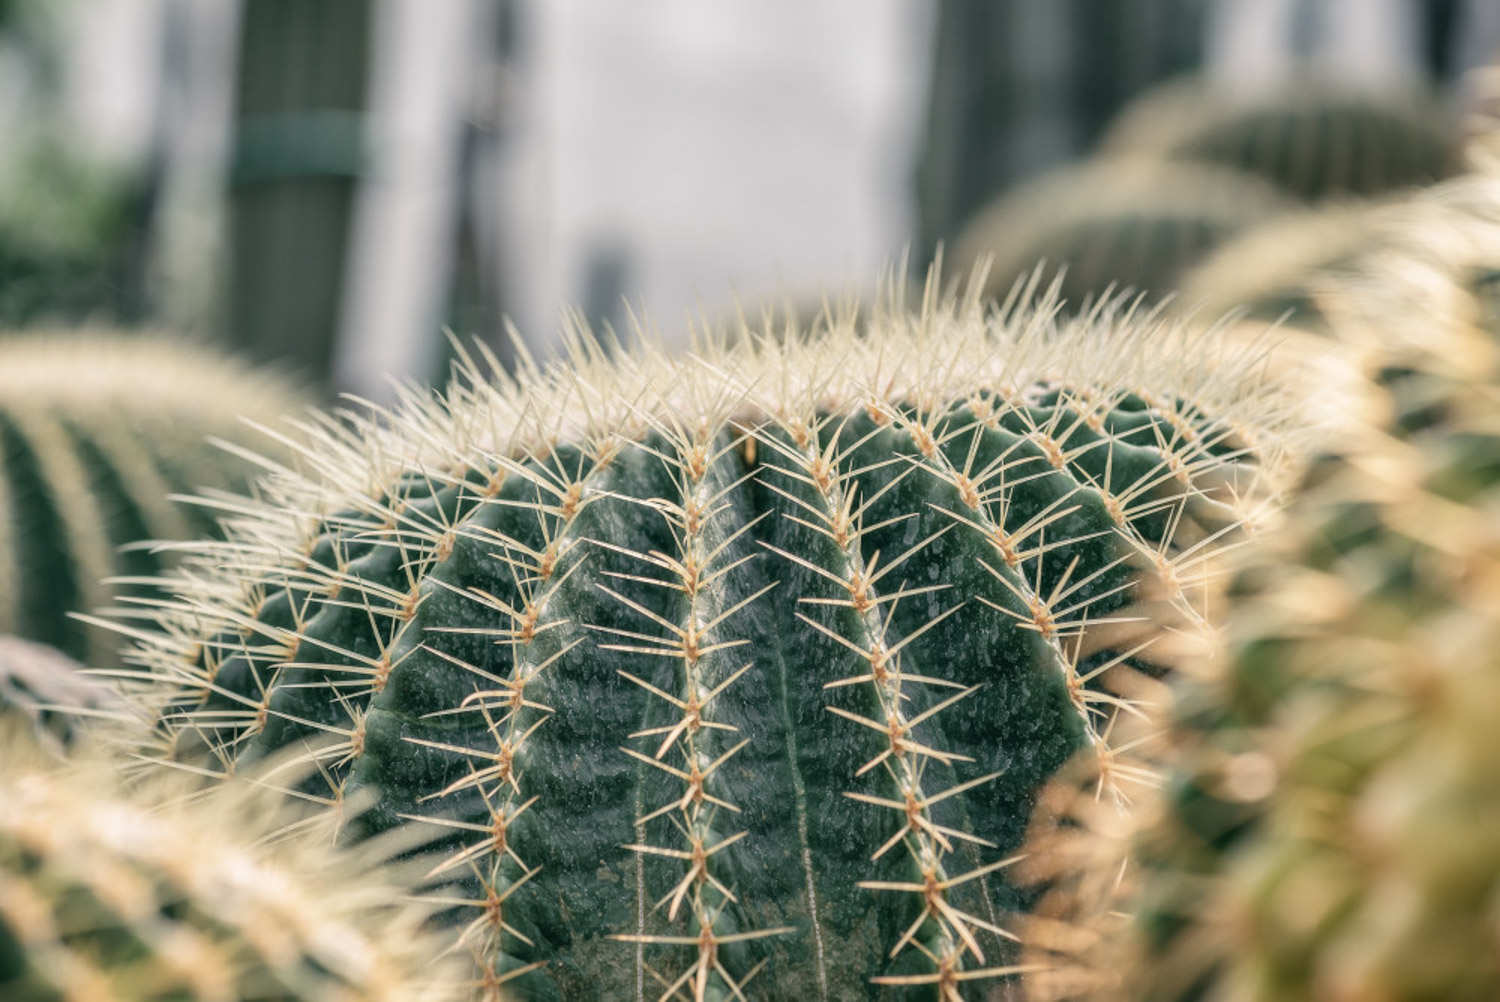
[
  {"left": 599, "top": 386, "right": 796, "bottom": 1001},
  {"left": 110, "top": 280, "right": 1296, "bottom": 1000}
]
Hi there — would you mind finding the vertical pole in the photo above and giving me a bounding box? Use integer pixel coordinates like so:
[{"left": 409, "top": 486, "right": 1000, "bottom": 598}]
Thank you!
[{"left": 227, "top": 0, "right": 371, "bottom": 383}]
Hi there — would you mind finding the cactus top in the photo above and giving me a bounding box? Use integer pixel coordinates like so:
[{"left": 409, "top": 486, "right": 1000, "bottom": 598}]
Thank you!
[{"left": 116, "top": 281, "right": 1296, "bottom": 1000}]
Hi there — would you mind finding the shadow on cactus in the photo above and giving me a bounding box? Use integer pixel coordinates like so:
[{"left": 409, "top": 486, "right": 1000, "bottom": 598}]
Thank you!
[{"left": 108, "top": 276, "right": 1298, "bottom": 1000}]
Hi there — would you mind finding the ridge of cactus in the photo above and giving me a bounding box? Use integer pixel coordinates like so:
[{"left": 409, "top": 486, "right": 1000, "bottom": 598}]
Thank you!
[
  {"left": 108, "top": 275, "right": 1303, "bottom": 1000},
  {"left": 1102, "top": 79, "right": 1457, "bottom": 202},
  {"left": 1013, "top": 171, "right": 1500, "bottom": 1002},
  {"left": 952, "top": 160, "right": 1292, "bottom": 311},
  {"left": 0, "top": 723, "right": 460, "bottom": 1002},
  {"left": 0, "top": 333, "right": 307, "bottom": 664}
]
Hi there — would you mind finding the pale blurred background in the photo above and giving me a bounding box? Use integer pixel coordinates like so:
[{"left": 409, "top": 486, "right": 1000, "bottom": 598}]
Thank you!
[{"left": 2, "top": 0, "right": 1497, "bottom": 400}]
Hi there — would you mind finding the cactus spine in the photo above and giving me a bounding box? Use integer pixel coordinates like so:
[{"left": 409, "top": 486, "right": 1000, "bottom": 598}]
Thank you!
[
  {"left": 0, "top": 725, "right": 457, "bottom": 1002},
  {"left": 116, "top": 284, "right": 1292, "bottom": 1000},
  {"left": 0, "top": 335, "right": 306, "bottom": 663},
  {"left": 1017, "top": 173, "right": 1500, "bottom": 1002}
]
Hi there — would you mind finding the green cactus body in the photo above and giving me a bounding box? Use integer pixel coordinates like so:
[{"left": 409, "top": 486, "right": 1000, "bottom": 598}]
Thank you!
[
  {"left": 0, "top": 336, "right": 305, "bottom": 663},
  {"left": 1018, "top": 174, "right": 1500, "bottom": 1002},
  {"left": 0, "top": 725, "right": 457, "bottom": 1002},
  {"left": 952, "top": 161, "right": 1291, "bottom": 311},
  {"left": 122, "top": 290, "right": 1289, "bottom": 999},
  {"left": 1102, "top": 80, "right": 1456, "bottom": 202}
]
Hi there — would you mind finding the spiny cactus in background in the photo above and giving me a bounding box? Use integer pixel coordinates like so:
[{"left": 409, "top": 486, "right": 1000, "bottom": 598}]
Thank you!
[
  {"left": 1102, "top": 79, "right": 1456, "bottom": 202},
  {"left": 1014, "top": 173, "right": 1500, "bottom": 1002},
  {"left": 111, "top": 281, "right": 1296, "bottom": 1001},
  {"left": 0, "top": 335, "right": 307, "bottom": 664},
  {"left": 0, "top": 634, "right": 119, "bottom": 748},
  {"left": 0, "top": 724, "right": 458, "bottom": 1002},
  {"left": 951, "top": 160, "right": 1291, "bottom": 310}
]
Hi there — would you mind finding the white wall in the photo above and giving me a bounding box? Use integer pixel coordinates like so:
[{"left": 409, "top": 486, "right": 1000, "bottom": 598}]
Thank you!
[{"left": 503, "top": 0, "right": 934, "bottom": 350}]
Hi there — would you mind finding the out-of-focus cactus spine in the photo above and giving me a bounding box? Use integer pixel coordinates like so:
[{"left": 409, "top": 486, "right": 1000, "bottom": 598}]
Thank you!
[
  {"left": 112, "top": 280, "right": 1295, "bottom": 1000},
  {"left": 1103, "top": 80, "right": 1456, "bottom": 202},
  {"left": 0, "top": 335, "right": 305, "bottom": 663},
  {"left": 0, "top": 725, "right": 458, "bottom": 1002},
  {"left": 1174, "top": 202, "right": 1385, "bottom": 327}
]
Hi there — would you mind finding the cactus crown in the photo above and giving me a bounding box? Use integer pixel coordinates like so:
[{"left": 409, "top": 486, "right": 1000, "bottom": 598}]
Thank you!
[
  {"left": 0, "top": 725, "right": 459, "bottom": 1002},
  {"left": 0, "top": 334, "right": 306, "bottom": 664},
  {"left": 112, "top": 276, "right": 1297, "bottom": 1000}
]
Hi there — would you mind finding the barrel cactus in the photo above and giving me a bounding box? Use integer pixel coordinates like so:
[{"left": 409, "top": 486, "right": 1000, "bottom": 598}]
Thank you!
[
  {"left": 0, "top": 334, "right": 306, "bottom": 663},
  {"left": 1015, "top": 172, "right": 1500, "bottom": 1002},
  {"left": 0, "top": 725, "right": 458, "bottom": 1002},
  {"left": 114, "top": 286, "right": 1294, "bottom": 999},
  {"left": 1102, "top": 80, "right": 1456, "bottom": 202},
  {"left": 952, "top": 160, "right": 1291, "bottom": 310}
]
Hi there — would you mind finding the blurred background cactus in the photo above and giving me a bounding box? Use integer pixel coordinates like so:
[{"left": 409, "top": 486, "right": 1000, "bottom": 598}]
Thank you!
[
  {"left": 0, "top": 724, "right": 460, "bottom": 1002},
  {"left": 0, "top": 1, "right": 1492, "bottom": 392},
  {"left": 0, "top": 335, "right": 305, "bottom": 665},
  {"left": 0, "top": 635, "right": 118, "bottom": 748}
]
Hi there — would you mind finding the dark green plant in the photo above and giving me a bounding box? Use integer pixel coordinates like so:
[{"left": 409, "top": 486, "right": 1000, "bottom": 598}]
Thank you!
[
  {"left": 0, "top": 141, "right": 147, "bottom": 326},
  {"left": 113, "top": 284, "right": 1294, "bottom": 1000}
]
